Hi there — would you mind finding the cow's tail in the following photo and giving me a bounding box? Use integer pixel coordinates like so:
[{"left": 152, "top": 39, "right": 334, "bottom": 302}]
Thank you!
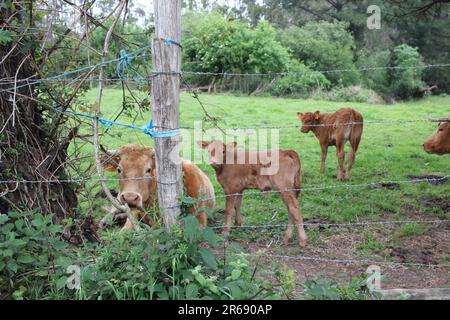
[{"left": 285, "top": 150, "right": 302, "bottom": 197}]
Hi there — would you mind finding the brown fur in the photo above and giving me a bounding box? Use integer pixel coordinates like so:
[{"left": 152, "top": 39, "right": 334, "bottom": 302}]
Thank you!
[
  {"left": 104, "top": 144, "right": 215, "bottom": 229},
  {"left": 198, "top": 140, "right": 307, "bottom": 247},
  {"left": 423, "top": 115, "right": 450, "bottom": 155},
  {"left": 297, "top": 108, "right": 364, "bottom": 180}
]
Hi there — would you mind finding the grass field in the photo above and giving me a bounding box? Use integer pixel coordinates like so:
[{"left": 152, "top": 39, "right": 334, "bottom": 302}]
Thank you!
[{"left": 69, "top": 89, "right": 450, "bottom": 289}]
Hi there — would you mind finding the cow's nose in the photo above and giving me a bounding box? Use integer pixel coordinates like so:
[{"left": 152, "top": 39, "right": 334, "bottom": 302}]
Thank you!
[{"left": 120, "top": 192, "right": 142, "bottom": 207}]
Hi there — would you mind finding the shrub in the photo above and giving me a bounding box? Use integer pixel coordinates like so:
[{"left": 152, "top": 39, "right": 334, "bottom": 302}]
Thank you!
[
  {"left": 0, "top": 211, "right": 73, "bottom": 299},
  {"left": 302, "top": 276, "right": 377, "bottom": 300},
  {"left": 71, "top": 217, "right": 276, "bottom": 300},
  {"left": 280, "top": 21, "right": 360, "bottom": 86},
  {"left": 356, "top": 49, "right": 391, "bottom": 96},
  {"left": 270, "top": 60, "right": 330, "bottom": 97},
  {"left": 312, "top": 86, "right": 381, "bottom": 103},
  {"left": 1, "top": 208, "right": 278, "bottom": 300},
  {"left": 388, "top": 44, "right": 425, "bottom": 99}
]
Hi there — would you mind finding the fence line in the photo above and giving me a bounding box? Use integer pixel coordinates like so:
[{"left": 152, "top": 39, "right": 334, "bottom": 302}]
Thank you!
[
  {"left": 244, "top": 253, "right": 450, "bottom": 269},
  {"left": 182, "top": 63, "right": 450, "bottom": 77},
  {"left": 210, "top": 219, "right": 449, "bottom": 230},
  {"left": 2, "top": 62, "right": 450, "bottom": 88}
]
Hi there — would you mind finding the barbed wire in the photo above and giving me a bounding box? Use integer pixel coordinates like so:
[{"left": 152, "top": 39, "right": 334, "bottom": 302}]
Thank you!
[
  {"left": 210, "top": 219, "right": 450, "bottom": 230},
  {"left": 182, "top": 63, "right": 450, "bottom": 77},
  {"left": 246, "top": 253, "right": 450, "bottom": 269}
]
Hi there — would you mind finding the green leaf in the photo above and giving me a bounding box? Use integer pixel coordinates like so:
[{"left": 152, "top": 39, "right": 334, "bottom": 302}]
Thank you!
[
  {"left": 0, "top": 214, "right": 9, "bottom": 224},
  {"left": 55, "top": 256, "right": 72, "bottom": 268},
  {"left": 56, "top": 276, "right": 68, "bottom": 290},
  {"left": 183, "top": 216, "right": 199, "bottom": 242},
  {"left": 199, "top": 248, "right": 217, "bottom": 270},
  {"left": 185, "top": 283, "right": 199, "bottom": 299},
  {"left": 7, "top": 261, "right": 18, "bottom": 273},
  {"left": 0, "top": 30, "right": 12, "bottom": 45},
  {"left": 0, "top": 261, "right": 5, "bottom": 271},
  {"left": 231, "top": 269, "right": 242, "bottom": 280},
  {"left": 17, "top": 255, "right": 35, "bottom": 264},
  {"left": 201, "top": 227, "right": 219, "bottom": 247}
]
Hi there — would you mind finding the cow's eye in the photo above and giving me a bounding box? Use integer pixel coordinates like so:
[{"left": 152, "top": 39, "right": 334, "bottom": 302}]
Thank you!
[
  {"left": 438, "top": 128, "right": 444, "bottom": 132},
  {"left": 117, "top": 167, "right": 122, "bottom": 174},
  {"left": 145, "top": 168, "right": 152, "bottom": 174}
]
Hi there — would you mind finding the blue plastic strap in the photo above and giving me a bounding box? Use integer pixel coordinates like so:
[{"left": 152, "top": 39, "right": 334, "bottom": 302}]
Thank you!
[
  {"left": 161, "top": 38, "right": 182, "bottom": 48},
  {"left": 56, "top": 106, "right": 180, "bottom": 139}
]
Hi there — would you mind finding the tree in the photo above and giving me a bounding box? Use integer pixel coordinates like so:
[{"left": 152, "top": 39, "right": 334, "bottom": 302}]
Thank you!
[
  {"left": 0, "top": 1, "right": 95, "bottom": 241},
  {"left": 279, "top": 21, "right": 360, "bottom": 86}
]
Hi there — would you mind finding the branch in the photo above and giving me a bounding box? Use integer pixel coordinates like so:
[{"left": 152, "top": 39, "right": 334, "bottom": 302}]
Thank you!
[{"left": 93, "top": 0, "right": 129, "bottom": 213}]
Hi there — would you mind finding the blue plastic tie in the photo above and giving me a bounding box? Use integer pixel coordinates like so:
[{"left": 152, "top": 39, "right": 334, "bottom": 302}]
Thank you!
[{"left": 55, "top": 106, "right": 180, "bottom": 139}]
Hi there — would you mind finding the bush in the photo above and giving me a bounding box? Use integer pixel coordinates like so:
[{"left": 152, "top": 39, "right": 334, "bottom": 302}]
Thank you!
[
  {"left": 356, "top": 49, "right": 391, "bottom": 96},
  {"left": 388, "top": 44, "right": 425, "bottom": 99},
  {"left": 0, "top": 211, "right": 73, "bottom": 299},
  {"left": 73, "top": 217, "right": 276, "bottom": 300},
  {"left": 182, "top": 11, "right": 290, "bottom": 93},
  {"left": 302, "top": 276, "right": 377, "bottom": 300},
  {"left": 280, "top": 21, "right": 360, "bottom": 86},
  {"left": 270, "top": 60, "right": 330, "bottom": 97},
  {"left": 0, "top": 209, "right": 278, "bottom": 300},
  {"left": 311, "top": 86, "right": 383, "bottom": 103}
]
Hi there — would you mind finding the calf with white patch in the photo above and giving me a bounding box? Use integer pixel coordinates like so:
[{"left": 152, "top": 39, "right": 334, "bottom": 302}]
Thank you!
[{"left": 102, "top": 144, "right": 215, "bottom": 229}]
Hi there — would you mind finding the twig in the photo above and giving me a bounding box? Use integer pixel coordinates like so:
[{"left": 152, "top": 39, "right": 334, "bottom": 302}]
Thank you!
[{"left": 93, "top": 0, "right": 129, "bottom": 213}]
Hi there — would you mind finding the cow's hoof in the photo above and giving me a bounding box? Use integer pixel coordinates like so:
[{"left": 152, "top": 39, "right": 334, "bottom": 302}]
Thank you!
[
  {"left": 298, "top": 240, "right": 307, "bottom": 248},
  {"left": 283, "top": 235, "right": 293, "bottom": 245}
]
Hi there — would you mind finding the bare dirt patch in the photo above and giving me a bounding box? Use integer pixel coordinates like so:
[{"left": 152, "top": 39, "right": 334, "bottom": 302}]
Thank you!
[
  {"left": 407, "top": 175, "right": 448, "bottom": 185},
  {"left": 421, "top": 196, "right": 450, "bottom": 212},
  {"left": 228, "top": 210, "right": 450, "bottom": 291}
]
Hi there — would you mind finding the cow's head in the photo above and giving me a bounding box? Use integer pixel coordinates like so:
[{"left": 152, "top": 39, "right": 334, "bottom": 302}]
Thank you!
[
  {"left": 197, "top": 140, "right": 237, "bottom": 168},
  {"left": 423, "top": 118, "right": 450, "bottom": 155},
  {"left": 103, "top": 144, "right": 156, "bottom": 209},
  {"left": 297, "top": 111, "right": 321, "bottom": 133}
]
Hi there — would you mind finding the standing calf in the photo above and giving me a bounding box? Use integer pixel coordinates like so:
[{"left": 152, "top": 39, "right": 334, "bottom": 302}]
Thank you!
[
  {"left": 198, "top": 140, "right": 307, "bottom": 247},
  {"left": 297, "top": 108, "right": 363, "bottom": 180},
  {"left": 423, "top": 115, "right": 450, "bottom": 155}
]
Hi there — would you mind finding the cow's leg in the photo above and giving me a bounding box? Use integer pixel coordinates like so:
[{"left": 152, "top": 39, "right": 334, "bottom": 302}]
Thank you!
[
  {"left": 121, "top": 218, "right": 134, "bottom": 231},
  {"left": 336, "top": 140, "right": 346, "bottom": 180},
  {"left": 190, "top": 206, "right": 207, "bottom": 229},
  {"left": 320, "top": 143, "right": 328, "bottom": 173},
  {"left": 223, "top": 196, "right": 235, "bottom": 233},
  {"left": 280, "top": 192, "right": 307, "bottom": 247},
  {"left": 345, "top": 147, "right": 356, "bottom": 180},
  {"left": 234, "top": 194, "right": 243, "bottom": 226},
  {"left": 346, "top": 126, "right": 362, "bottom": 180}
]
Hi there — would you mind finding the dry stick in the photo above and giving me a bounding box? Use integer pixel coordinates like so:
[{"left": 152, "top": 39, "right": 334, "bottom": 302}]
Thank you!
[{"left": 93, "top": 0, "right": 129, "bottom": 214}]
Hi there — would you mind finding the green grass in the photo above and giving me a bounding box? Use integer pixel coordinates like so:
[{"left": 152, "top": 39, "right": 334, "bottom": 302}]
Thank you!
[{"left": 70, "top": 89, "right": 450, "bottom": 232}]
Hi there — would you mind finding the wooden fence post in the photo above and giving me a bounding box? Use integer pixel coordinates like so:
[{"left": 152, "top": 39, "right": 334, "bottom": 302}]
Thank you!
[{"left": 151, "top": 0, "right": 183, "bottom": 231}]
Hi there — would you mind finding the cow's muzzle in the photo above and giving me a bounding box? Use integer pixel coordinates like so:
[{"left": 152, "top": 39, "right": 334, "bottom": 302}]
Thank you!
[{"left": 119, "top": 191, "right": 143, "bottom": 208}]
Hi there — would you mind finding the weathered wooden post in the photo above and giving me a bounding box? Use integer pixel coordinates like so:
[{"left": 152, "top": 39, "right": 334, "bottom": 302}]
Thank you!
[{"left": 151, "top": 0, "right": 183, "bottom": 231}]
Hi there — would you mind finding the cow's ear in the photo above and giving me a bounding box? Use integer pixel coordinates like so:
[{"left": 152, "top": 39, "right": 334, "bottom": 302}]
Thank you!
[
  {"left": 102, "top": 151, "right": 120, "bottom": 172},
  {"left": 314, "top": 110, "right": 321, "bottom": 120},
  {"left": 297, "top": 112, "right": 303, "bottom": 119},
  {"left": 196, "top": 140, "right": 211, "bottom": 149}
]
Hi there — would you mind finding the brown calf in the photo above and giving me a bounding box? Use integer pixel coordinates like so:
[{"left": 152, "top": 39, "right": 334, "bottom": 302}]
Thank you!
[
  {"left": 197, "top": 140, "right": 307, "bottom": 247},
  {"left": 297, "top": 108, "right": 363, "bottom": 180},
  {"left": 103, "top": 144, "right": 215, "bottom": 229},
  {"left": 423, "top": 115, "right": 450, "bottom": 155}
]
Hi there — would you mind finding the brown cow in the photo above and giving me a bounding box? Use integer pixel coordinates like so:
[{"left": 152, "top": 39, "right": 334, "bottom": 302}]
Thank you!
[
  {"left": 197, "top": 140, "right": 307, "bottom": 247},
  {"left": 423, "top": 116, "right": 450, "bottom": 155},
  {"left": 102, "top": 144, "right": 215, "bottom": 229},
  {"left": 297, "top": 108, "right": 363, "bottom": 180}
]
